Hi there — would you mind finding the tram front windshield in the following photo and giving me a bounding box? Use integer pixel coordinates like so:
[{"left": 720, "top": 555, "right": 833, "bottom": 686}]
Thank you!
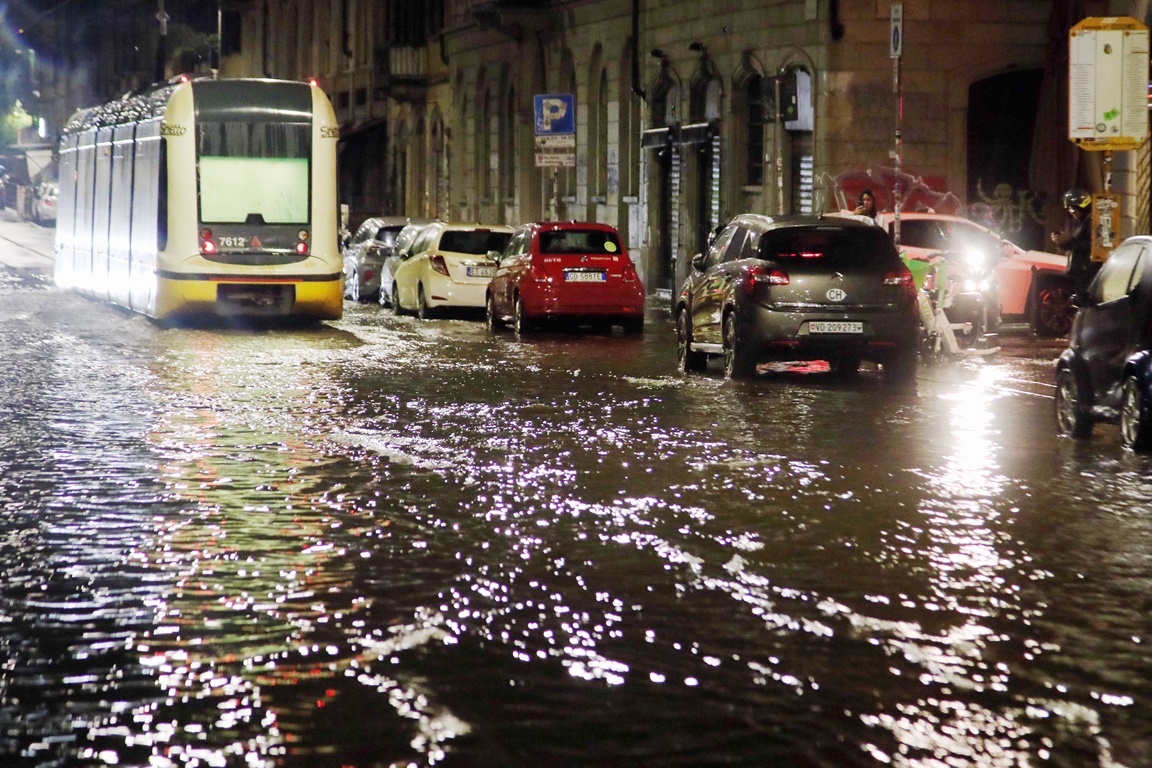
[{"left": 197, "top": 122, "right": 310, "bottom": 225}]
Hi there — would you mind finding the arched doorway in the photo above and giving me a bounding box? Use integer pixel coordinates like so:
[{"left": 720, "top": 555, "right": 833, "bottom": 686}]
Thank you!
[{"left": 967, "top": 69, "right": 1044, "bottom": 246}]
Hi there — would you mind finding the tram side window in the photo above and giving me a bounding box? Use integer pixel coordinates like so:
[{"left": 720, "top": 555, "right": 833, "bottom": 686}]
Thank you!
[
  {"left": 158, "top": 138, "right": 168, "bottom": 251},
  {"left": 197, "top": 122, "right": 310, "bottom": 225}
]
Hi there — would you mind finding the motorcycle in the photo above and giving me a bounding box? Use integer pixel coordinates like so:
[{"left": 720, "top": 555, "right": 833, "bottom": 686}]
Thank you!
[
  {"left": 905, "top": 250, "right": 1001, "bottom": 362},
  {"left": 939, "top": 246, "right": 1001, "bottom": 345}
]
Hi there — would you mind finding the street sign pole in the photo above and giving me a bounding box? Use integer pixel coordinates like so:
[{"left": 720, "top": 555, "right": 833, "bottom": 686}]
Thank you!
[{"left": 891, "top": 4, "right": 903, "bottom": 246}]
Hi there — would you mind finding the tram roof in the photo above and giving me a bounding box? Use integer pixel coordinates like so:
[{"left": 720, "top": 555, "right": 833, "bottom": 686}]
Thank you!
[
  {"left": 62, "top": 81, "right": 181, "bottom": 135},
  {"left": 61, "top": 77, "right": 316, "bottom": 135}
]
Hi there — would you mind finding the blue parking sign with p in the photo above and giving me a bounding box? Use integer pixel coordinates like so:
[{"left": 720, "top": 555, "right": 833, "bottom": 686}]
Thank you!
[{"left": 534, "top": 94, "right": 575, "bottom": 135}]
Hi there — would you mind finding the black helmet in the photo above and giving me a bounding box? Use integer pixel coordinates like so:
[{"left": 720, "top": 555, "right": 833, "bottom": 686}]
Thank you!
[{"left": 1063, "top": 189, "right": 1092, "bottom": 213}]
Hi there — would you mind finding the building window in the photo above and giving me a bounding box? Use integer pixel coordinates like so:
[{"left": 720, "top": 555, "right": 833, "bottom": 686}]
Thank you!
[
  {"left": 619, "top": 41, "right": 640, "bottom": 199},
  {"left": 590, "top": 69, "right": 608, "bottom": 199},
  {"left": 502, "top": 85, "right": 516, "bottom": 201},
  {"left": 746, "top": 75, "right": 764, "bottom": 186}
]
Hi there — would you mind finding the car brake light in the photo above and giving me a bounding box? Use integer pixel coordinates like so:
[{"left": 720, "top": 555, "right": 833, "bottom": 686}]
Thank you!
[
  {"left": 430, "top": 254, "right": 449, "bottom": 276},
  {"left": 884, "top": 266, "right": 916, "bottom": 299},
  {"left": 364, "top": 269, "right": 374, "bottom": 281},
  {"left": 622, "top": 259, "right": 638, "bottom": 282},
  {"left": 743, "top": 265, "right": 789, "bottom": 295}
]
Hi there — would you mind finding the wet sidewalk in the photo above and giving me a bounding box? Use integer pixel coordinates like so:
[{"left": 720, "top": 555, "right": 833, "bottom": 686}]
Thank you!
[{"left": 0, "top": 208, "right": 54, "bottom": 272}]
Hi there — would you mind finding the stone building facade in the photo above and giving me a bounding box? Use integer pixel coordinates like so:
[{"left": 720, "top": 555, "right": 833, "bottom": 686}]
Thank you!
[{"left": 24, "top": 0, "right": 1152, "bottom": 295}]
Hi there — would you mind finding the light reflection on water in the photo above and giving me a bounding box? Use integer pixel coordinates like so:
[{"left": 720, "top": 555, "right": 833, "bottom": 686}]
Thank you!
[{"left": 1, "top": 292, "right": 1151, "bottom": 766}]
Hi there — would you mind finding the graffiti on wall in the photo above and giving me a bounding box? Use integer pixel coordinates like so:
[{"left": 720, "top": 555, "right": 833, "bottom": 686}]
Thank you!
[
  {"left": 822, "top": 166, "right": 1047, "bottom": 247},
  {"left": 823, "top": 166, "right": 962, "bottom": 217}
]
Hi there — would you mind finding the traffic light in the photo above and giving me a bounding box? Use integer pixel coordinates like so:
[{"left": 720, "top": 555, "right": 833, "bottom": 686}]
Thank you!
[{"left": 778, "top": 69, "right": 798, "bottom": 123}]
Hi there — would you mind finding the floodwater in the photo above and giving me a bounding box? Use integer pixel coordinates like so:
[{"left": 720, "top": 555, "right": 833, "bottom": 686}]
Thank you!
[{"left": 2, "top": 273, "right": 1151, "bottom": 768}]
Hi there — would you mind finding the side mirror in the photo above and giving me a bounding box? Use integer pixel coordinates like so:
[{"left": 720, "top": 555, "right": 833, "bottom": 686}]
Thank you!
[
  {"left": 486, "top": 249, "right": 502, "bottom": 262},
  {"left": 691, "top": 252, "right": 706, "bottom": 271}
]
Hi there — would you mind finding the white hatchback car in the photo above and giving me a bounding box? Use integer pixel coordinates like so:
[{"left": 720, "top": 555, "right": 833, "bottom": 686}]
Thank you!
[
  {"left": 391, "top": 222, "right": 514, "bottom": 319},
  {"left": 877, "top": 212, "right": 1071, "bottom": 335}
]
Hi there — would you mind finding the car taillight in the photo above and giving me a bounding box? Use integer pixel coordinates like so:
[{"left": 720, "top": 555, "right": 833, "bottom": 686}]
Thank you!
[
  {"left": 364, "top": 268, "right": 374, "bottom": 281},
  {"left": 743, "top": 265, "right": 789, "bottom": 295},
  {"left": 622, "top": 259, "right": 639, "bottom": 282},
  {"left": 884, "top": 266, "right": 917, "bottom": 299},
  {"left": 200, "top": 228, "right": 216, "bottom": 255},
  {"left": 430, "top": 254, "right": 450, "bottom": 276}
]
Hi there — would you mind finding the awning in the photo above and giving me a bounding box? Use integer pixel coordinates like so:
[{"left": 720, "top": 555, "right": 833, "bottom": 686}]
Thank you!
[{"left": 641, "top": 121, "right": 716, "bottom": 149}]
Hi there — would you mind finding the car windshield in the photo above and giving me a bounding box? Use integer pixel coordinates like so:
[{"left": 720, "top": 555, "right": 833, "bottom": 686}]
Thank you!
[
  {"left": 374, "top": 227, "right": 401, "bottom": 245},
  {"left": 899, "top": 219, "right": 999, "bottom": 254},
  {"left": 539, "top": 229, "right": 622, "bottom": 255},
  {"left": 758, "top": 226, "right": 897, "bottom": 267},
  {"left": 440, "top": 230, "right": 512, "bottom": 255}
]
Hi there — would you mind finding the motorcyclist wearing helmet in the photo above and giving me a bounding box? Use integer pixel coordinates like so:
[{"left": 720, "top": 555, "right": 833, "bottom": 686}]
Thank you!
[{"left": 1050, "top": 189, "right": 1098, "bottom": 292}]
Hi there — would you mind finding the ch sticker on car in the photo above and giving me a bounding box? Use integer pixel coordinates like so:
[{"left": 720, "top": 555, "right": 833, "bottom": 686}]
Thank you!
[{"left": 826, "top": 288, "right": 847, "bottom": 302}]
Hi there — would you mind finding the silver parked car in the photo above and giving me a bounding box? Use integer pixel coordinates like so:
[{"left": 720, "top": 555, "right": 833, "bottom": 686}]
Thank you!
[
  {"left": 32, "top": 182, "right": 58, "bottom": 226},
  {"left": 343, "top": 216, "right": 415, "bottom": 302},
  {"left": 379, "top": 219, "right": 437, "bottom": 307}
]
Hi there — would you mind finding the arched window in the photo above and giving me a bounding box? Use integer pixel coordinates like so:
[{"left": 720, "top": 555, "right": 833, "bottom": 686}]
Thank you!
[
  {"left": 745, "top": 74, "right": 765, "bottom": 186},
  {"left": 618, "top": 40, "right": 641, "bottom": 199},
  {"left": 478, "top": 83, "right": 494, "bottom": 202},
  {"left": 502, "top": 84, "right": 516, "bottom": 203},
  {"left": 430, "top": 109, "right": 448, "bottom": 219},
  {"left": 590, "top": 69, "right": 608, "bottom": 200}
]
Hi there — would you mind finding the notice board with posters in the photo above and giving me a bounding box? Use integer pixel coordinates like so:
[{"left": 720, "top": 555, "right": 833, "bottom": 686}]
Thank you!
[
  {"left": 1092, "top": 192, "right": 1121, "bottom": 262},
  {"left": 1068, "top": 17, "right": 1150, "bottom": 151}
]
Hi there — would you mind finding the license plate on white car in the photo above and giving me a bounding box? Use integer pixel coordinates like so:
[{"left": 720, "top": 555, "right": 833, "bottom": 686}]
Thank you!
[
  {"left": 809, "top": 321, "right": 863, "bottom": 334},
  {"left": 565, "top": 271, "right": 607, "bottom": 282},
  {"left": 467, "top": 266, "right": 496, "bottom": 278}
]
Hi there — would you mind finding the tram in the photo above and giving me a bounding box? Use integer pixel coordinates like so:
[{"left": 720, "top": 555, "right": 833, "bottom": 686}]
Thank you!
[{"left": 54, "top": 78, "right": 343, "bottom": 321}]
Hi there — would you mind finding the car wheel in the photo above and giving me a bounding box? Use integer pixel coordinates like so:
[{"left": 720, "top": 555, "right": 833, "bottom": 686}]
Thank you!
[
  {"left": 1054, "top": 368, "right": 1093, "bottom": 440},
  {"left": 391, "top": 283, "right": 405, "bottom": 316},
  {"left": 417, "top": 285, "right": 435, "bottom": 320},
  {"left": 513, "top": 295, "right": 531, "bottom": 335},
  {"left": 882, "top": 347, "right": 917, "bottom": 385},
  {"left": 1120, "top": 376, "right": 1152, "bottom": 450},
  {"left": 828, "top": 355, "right": 860, "bottom": 377},
  {"left": 676, "top": 310, "right": 706, "bottom": 373},
  {"left": 722, "top": 311, "right": 755, "bottom": 379},
  {"left": 1031, "top": 278, "right": 1076, "bottom": 337},
  {"left": 486, "top": 292, "right": 504, "bottom": 333}
]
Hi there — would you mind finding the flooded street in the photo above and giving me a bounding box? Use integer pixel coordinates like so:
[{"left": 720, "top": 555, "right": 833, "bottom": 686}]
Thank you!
[{"left": 2, "top": 268, "right": 1152, "bottom": 767}]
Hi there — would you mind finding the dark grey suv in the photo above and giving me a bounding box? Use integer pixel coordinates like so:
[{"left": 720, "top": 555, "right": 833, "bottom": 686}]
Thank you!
[{"left": 675, "top": 215, "right": 920, "bottom": 381}]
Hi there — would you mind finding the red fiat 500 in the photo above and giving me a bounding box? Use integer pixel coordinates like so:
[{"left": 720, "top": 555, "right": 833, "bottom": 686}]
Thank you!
[{"left": 486, "top": 222, "right": 645, "bottom": 334}]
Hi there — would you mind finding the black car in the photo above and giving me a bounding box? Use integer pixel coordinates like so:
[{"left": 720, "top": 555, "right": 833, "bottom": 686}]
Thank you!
[
  {"left": 1055, "top": 235, "right": 1152, "bottom": 449},
  {"left": 675, "top": 214, "right": 920, "bottom": 381}
]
